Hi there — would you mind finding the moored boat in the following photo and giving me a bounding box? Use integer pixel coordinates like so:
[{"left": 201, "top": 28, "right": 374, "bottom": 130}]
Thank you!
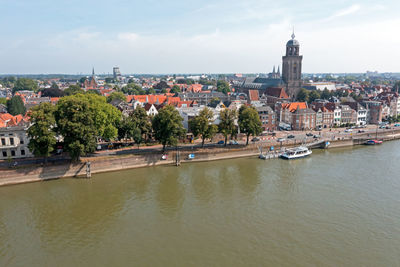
[
  {"left": 280, "top": 146, "right": 312, "bottom": 160},
  {"left": 364, "top": 140, "right": 383, "bottom": 145}
]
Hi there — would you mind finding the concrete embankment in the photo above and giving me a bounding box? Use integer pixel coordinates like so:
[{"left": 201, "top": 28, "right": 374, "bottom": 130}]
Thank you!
[{"left": 1, "top": 130, "right": 400, "bottom": 187}]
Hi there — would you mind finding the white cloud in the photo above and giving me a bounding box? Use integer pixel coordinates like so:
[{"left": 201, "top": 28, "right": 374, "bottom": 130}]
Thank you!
[
  {"left": 1, "top": 14, "right": 400, "bottom": 74},
  {"left": 326, "top": 4, "right": 361, "bottom": 21}
]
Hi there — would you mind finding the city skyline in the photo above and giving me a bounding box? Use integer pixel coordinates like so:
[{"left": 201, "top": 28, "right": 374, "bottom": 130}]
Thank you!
[{"left": 1, "top": 0, "right": 399, "bottom": 74}]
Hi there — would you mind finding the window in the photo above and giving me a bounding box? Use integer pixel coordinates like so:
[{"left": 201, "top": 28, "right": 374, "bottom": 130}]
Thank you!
[
  {"left": 21, "top": 150, "right": 25, "bottom": 156},
  {"left": 11, "top": 150, "right": 15, "bottom": 157},
  {"left": 2, "top": 151, "right": 7, "bottom": 157},
  {"left": 20, "top": 139, "right": 24, "bottom": 144},
  {"left": 10, "top": 138, "right": 14, "bottom": 145},
  {"left": 1, "top": 138, "right": 5, "bottom": 146}
]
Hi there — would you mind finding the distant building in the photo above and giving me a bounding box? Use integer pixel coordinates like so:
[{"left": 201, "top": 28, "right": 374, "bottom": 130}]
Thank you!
[
  {"left": 113, "top": 67, "right": 122, "bottom": 81},
  {"left": 84, "top": 68, "right": 98, "bottom": 89},
  {"left": 303, "top": 82, "right": 336, "bottom": 91}
]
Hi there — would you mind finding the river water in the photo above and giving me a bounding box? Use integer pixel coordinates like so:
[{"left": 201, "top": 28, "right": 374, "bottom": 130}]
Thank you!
[{"left": 1, "top": 142, "right": 400, "bottom": 266}]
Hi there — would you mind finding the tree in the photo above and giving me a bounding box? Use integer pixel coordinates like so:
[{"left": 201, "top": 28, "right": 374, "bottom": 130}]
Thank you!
[
  {"left": 321, "top": 88, "right": 331, "bottom": 100},
  {"left": 64, "top": 84, "right": 84, "bottom": 95},
  {"left": 209, "top": 97, "right": 221, "bottom": 108},
  {"left": 122, "top": 83, "right": 145, "bottom": 95},
  {"left": 55, "top": 94, "right": 121, "bottom": 160},
  {"left": 0, "top": 98, "right": 7, "bottom": 105},
  {"left": 170, "top": 85, "right": 181, "bottom": 94},
  {"left": 217, "top": 80, "right": 230, "bottom": 94},
  {"left": 238, "top": 105, "right": 262, "bottom": 145},
  {"left": 27, "top": 103, "right": 57, "bottom": 162},
  {"left": 152, "top": 105, "right": 186, "bottom": 151},
  {"left": 79, "top": 77, "right": 87, "bottom": 84},
  {"left": 148, "top": 87, "right": 156, "bottom": 94},
  {"left": 7, "top": 95, "right": 26, "bottom": 115},
  {"left": 296, "top": 88, "right": 309, "bottom": 102},
  {"left": 50, "top": 83, "right": 59, "bottom": 90},
  {"left": 41, "top": 87, "right": 65, "bottom": 97},
  {"left": 308, "top": 90, "right": 321, "bottom": 103},
  {"left": 13, "top": 78, "right": 38, "bottom": 93},
  {"left": 189, "top": 107, "right": 218, "bottom": 147},
  {"left": 130, "top": 106, "right": 152, "bottom": 148},
  {"left": 154, "top": 81, "right": 169, "bottom": 90},
  {"left": 107, "top": 91, "right": 126, "bottom": 103},
  {"left": 218, "top": 109, "right": 237, "bottom": 146}
]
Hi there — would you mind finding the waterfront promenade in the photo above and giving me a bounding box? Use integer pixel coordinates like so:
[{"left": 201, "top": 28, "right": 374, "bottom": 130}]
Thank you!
[{"left": 1, "top": 126, "right": 400, "bottom": 187}]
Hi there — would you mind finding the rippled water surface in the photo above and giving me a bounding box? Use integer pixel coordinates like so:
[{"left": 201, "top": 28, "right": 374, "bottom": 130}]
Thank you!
[{"left": 1, "top": 142, "right": 400, "bottom": 266}]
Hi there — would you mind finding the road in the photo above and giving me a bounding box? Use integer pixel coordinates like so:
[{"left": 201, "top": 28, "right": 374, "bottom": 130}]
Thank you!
[{"left": 1, "top": 125, "right": 398, "bottom": 168}]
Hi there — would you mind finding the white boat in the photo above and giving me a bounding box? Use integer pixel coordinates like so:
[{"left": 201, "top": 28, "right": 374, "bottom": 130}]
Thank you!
[{"left": 280, "top": 146, "right": 312, "bottom": 160}]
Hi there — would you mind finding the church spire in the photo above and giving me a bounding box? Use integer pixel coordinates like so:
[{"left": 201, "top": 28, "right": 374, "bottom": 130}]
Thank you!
[
  {"left": 273, "top": 65, "right": 276, "bottom": 74},
  {"left": 277, "top": 65, "right": 280, "bottom": 74},
  {"left": 291, "top": 27, "right": 295, "bottom": 40},
  {"left": 92, "top": 67, "right": 95, "bottom": 76}
]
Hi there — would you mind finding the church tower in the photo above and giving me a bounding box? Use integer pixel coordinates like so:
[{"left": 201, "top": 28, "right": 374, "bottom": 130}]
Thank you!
[{"left": 282, "top": 31, "right": 303, "bottom": 99}]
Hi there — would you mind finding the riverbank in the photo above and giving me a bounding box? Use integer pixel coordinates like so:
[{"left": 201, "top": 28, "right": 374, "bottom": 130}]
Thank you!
[{"left": 1, "top": 129, "right": 400, "bottom": 187}]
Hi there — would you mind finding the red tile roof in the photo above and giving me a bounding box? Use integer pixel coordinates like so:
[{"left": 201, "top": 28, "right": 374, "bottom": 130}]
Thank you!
[{"left": 248, "top": 90, "right": 259, "bottom": 101}]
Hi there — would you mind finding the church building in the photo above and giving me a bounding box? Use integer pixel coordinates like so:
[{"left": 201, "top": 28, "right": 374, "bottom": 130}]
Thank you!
[{"left": 232, "top": 32, "right": 303, "bottom": 100}]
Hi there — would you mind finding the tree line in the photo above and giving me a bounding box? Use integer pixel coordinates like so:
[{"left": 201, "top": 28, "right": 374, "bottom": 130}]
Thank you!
[{"left": 28, "top": 94, "right": 262, "bottom": 162}]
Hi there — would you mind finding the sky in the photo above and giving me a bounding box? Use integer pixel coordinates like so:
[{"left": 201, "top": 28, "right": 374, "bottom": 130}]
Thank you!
[{"left": 0, "top": 0, "right": 400, "bottom": 74}]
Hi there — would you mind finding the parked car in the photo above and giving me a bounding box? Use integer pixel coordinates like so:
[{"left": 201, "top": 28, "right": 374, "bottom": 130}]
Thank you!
[
  {"left": 251, "top": 137, "right": 260, "bottom": 142},
  {"left": 228, "top": 140, "right": 239, "bottom": 145},
  {"left": 386, "top": 126, "right": 391, "bottom": 129},
  {"left": 287, "top": 135, "right": 295, "bottom": 139},
  {"left": 313, "top": 134, "right": 321, "bottom": 138},
  {"left": 306, "top": 133, "right": 313, "bottom": 137},
  {"left": 394, "top": 124, "right": 400, "bottom": 127},
  {"left": 277, "top": 138, "right": 286, "bottom": 142},
  {"left": 217, "top": 140, "right": 225, "bottom": 145},
  {"left": 358, "top": 130, "right": 365, "bottom": 133},
  {"left": 344, "top": 129, "right": 353, "bottom": 133}
]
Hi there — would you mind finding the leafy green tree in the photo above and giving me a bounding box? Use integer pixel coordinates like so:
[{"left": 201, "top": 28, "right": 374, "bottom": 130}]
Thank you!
[
  {"left": 218, "top": 109, "right": 237, "bottom": 146},
  {"left": 130, "top": 106, "right": 152, "bottom": 148},
  {"left": 217, "top": 80, "right": 230, "bottom": 94},
  {"left": 105, "top": 77, "right": 115, "bottom": 84},
  {"left": 122, "top": 83, "right": 145, "bottom": 95},
  {"left": 41, "top": 87, "right": 65, "bottom": 97},
  {"left": 308, "top": 90, "right": 321, "bottom": 103},
  {"left": 189, "top": 107, "right": 218, "bottom": 147},
  {"left": 79, "top": 77, "right": 87, "bottom": 84},
  {"left": 7, "top": 95, "right": 26, "bottom": 115},
  {"left": 107, "top": 91, "right": 126, "bottom": 103},
  {"left": 117, "top": 116, "right": 136, "bottom": 141},
  {"left": 55, "top": 94, "right": 121, "bottom": 160},
  {"left": 13, "top": 78, "right": 39, "bottom": 93},
  {"left": 238, "top": 105, "right": 262, "bottom": 145},
  {"left": 152, "top": 105, "right": 186, "bottom": 151},
  {"left": 27, "top": 103, "right": 57, "bottom": 162},
  {"left": 50, "top": 83, "right": 59, "bottom": 90},
  {"left": 148, "top": 87, "right": 156, "bottom": 94},
  {"left": 0, "top": 98, "right": 7, "bottom": 105},
  {"left": 209, "top": 97, "right": 221, "bottom": 107},
  {"left": 64, "top": 84, "right": 84, "bottom": 95},
  {"left": 154, "top": 81, "right": 169, "bottom": 90},
  {"left": 296, "top": 88, "right": 309, "bottom": 102},
  {"left": 170, "top": 85, "right": 181, "bottom": 94},
  {"left": 321, "top": 88, "right": 331, "bottom": 100}
]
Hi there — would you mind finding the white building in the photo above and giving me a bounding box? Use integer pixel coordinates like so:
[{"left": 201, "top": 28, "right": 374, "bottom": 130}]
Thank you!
[
  {"left": 333, "top": 106, "right": 341, "bottom": 126},
  {"left": 0, "top": 127, "right": 32, "bottom": 159},
  {"left": 303, "top": 82, "right": 336, "bottom": 91}
]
